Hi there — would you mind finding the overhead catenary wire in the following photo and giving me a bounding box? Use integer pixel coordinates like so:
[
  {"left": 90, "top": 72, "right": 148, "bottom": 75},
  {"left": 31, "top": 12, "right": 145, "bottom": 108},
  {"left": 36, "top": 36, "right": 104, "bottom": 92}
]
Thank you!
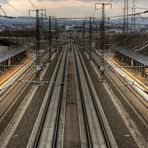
[
  {"left": 2, "top": 0, "right": 29, "bottom": 16},
  {"left": 28, "top": 0, "right": 37, "bottom": 10},
  {"left": 91, "top": 9, "right": 96, "bottom": 17},
  {"left": 0, "top": 5, "right": 7, "bottom": 16}
]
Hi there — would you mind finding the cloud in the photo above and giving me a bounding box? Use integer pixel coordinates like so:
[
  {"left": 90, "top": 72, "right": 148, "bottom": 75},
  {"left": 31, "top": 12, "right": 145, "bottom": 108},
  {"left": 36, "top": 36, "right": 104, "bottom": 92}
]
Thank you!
[
  {"left": 37, "top": 0, "right": 113, "bottom": 1},
  {"left": 0, "top": 0, "right": 147, "bottom": 17}
]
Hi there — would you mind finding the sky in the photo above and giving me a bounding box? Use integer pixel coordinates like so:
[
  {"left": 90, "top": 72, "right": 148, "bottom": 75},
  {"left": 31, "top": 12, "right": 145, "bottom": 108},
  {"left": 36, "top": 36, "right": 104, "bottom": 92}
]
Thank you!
[{"left": 0, "top": 0, "right": 148, "bottom": 18}]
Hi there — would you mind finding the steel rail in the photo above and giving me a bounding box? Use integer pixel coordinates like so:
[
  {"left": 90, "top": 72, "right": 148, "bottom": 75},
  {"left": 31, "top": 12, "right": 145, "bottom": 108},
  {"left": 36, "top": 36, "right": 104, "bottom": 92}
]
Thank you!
[
  {"left": 0, "top": 51, "right": 49, "bottom": 121},
  {"left": 52, "top": 44, "right": 68, "bottom": 148},
  {"left": 0, "top": 50, "right": 47, "bottom": 97},
  {"left": 94, "top": 51, "right": 148, "bottom": 106},
  {"left": 73, "top": 44, "right": 93, "bottom": 148},
  {"left": 75, "top": 44, "right": 117, "bottom": 148},
  {"left": 74, "top": 43, "right": 117, "bottom": 147},
  {"left": 92, "top": 51, "right": 148, "bottom": 127},
  {"left": 30, "top": 45, "right": 67, "bottom": 148}
]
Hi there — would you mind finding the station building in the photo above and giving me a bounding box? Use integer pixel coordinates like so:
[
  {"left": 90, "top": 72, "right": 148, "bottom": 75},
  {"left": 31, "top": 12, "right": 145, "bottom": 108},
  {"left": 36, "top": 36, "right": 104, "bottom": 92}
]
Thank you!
[{"left": 112, "top": 47, "right": 148, "bottom": 77}]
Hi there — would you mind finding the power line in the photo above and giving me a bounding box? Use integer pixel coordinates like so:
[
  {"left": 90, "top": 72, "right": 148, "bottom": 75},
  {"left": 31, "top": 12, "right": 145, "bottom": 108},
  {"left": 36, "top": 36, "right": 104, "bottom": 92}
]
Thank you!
[
  {"left": 123, "top": 0, "right": 129, "bottom": 34},
  {"left": 29, "top": 9, "right": 46, "bottom": 80},
  {"left": 2, "top": 0, "right": 28, "bottom": 16},
  {"left": 28, "top": 0, "right": 37, "bottom": 10},
  {"left": 0, "top": 5, "right": 7, "bottom": 16},
  {"left": 95, "top": 3, "right": 112, "bottom": 81},
  {"left": 131, "top": 0, "right": 136, "bottom": 33},
  {"left": 91, "top": 9, "right": 96, "bottom": 17}
]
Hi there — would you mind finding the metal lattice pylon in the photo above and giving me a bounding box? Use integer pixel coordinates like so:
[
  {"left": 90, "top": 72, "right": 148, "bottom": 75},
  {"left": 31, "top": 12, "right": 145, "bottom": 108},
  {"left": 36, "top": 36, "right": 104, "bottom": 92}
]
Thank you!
[
  {"left": 131, "top": 0, "right": 136, "bottom": 33},
  {"left": 123, "top": 0, "right": 129, "bottom": 34}
]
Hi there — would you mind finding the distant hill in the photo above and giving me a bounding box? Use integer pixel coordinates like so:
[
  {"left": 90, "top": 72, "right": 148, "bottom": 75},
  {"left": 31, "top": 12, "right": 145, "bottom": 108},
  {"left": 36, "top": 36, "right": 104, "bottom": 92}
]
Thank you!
[
  {"left": 0, "top": 16, "right": 147, "bottom": 27},
  {"left": 0, "top": 16, "right": 36, "bottom": 26}
]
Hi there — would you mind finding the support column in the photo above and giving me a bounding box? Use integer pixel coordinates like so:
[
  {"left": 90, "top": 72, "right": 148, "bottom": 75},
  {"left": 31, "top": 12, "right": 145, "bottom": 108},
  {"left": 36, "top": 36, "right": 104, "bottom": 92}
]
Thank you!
[{"left": 8, "top": 58, "right": 11, "bottom": 67}]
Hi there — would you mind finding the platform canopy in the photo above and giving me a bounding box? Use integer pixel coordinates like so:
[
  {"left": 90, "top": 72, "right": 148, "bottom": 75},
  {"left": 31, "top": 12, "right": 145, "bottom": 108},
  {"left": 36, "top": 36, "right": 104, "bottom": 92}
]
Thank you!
[
  {"left": 113, "top": 46, "right": 148, "bottom": 66},
  {"left": 0, "top": 47, "right": 26, "bottom": 63}
]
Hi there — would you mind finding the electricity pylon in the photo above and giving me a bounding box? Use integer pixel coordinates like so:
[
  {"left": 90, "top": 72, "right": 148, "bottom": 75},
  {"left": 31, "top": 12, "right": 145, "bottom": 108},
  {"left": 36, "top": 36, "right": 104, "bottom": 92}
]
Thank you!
[
  {"left": 29, "top": 9, "right": 46, "bottom": 80},
  {"left": 95, "top": 3, "right": 112, "bottom": 80}
]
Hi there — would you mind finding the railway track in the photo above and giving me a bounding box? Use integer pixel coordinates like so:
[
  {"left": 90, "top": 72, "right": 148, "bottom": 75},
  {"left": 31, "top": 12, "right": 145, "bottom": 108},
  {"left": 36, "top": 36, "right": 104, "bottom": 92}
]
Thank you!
[
  {"left": 27, "top": 44, "right": 68, "bottom": 148},
  {"left": 74, "top": 44, "right": 117, "bottom": 148},
  {"left": 0, "top": 49, "right": 52, "bottom": 140},
  {"left": 27, "top": 42, "right": 117, "bottom": 148},
  {"left": 90, "top": 50, "right": 148, "bottom": 128},
  {"left": 0, "top": 47, "right": 61, "bottom": 147},
  {"left": 2, "top": 41, "right": 146, "bottom": 147}
]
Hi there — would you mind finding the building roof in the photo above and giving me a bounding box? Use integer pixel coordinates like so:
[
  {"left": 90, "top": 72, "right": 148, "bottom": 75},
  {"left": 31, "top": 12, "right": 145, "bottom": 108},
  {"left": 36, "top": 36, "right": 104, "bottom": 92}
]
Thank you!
[
  {"left": 0, "top": 47, "right": 26, "bottom": 63},
  {"left": 113, "top": 46, "right": 148, "bottom": 66}
]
